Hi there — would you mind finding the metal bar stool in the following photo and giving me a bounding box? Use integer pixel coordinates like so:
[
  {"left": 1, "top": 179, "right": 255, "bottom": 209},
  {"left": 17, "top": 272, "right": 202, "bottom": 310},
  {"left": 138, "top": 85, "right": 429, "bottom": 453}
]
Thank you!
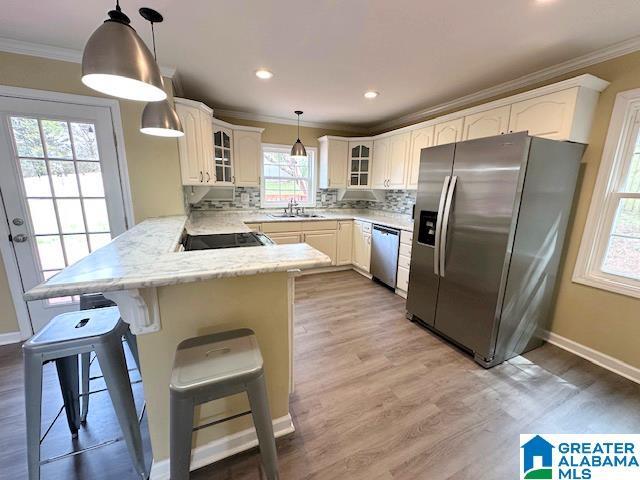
[
  {"left": 170, "top": 328, "right": 279, "bottom": 480},
  {"left": 23, "top": 306, "right": 146, "bottom": 480},
  {"left": 78, "top": 293, "right": 141, "bottom": 422}
]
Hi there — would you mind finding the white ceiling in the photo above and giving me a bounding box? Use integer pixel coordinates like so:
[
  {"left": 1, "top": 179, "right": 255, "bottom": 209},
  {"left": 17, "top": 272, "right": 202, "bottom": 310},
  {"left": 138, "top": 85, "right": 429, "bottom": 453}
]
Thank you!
[{"left": 2, "top": 0, "right": 640, "bottom": 129}]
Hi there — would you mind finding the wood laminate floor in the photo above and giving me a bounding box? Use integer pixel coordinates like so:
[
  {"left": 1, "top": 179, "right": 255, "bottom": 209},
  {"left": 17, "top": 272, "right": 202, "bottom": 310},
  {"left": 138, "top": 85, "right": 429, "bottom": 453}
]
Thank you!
[{"left": 1, "top": 270, "right": 639, "bottom": 479}]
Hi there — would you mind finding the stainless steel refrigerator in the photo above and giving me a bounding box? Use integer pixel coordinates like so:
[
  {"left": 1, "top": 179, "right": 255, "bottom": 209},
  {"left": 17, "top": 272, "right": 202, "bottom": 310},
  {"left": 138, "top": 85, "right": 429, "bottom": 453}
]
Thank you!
[{"left": 406, "top": 132, "right": 584, "bottom": 367}]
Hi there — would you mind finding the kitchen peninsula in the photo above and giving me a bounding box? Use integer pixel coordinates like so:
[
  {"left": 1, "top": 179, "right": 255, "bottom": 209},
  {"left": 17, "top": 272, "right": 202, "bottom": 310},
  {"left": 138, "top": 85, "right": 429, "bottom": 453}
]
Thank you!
[{"left": 23, "top": 213, "right": 332, "bottom": 474}]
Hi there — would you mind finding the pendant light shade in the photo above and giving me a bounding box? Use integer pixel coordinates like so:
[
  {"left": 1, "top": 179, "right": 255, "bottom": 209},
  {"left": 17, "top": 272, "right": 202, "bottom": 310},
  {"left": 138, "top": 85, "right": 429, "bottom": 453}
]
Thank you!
[
  {"left": 141, "top": 99, "right": 184, "bottom": 137},
  {"left": 137, "top": 8, "right": 184, "bottom": 137},
  {"left": 290, "top": 110, "right": 307, "bottom": 160},
  {"left": 81, "top": 3, "right": 166, "bottom": 102}
]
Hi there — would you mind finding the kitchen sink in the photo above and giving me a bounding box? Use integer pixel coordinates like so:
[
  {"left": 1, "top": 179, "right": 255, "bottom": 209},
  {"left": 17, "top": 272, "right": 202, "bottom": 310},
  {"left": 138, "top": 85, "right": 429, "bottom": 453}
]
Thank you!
[{"left": 267, "top": 213, "right": 324, "bottom": 219}]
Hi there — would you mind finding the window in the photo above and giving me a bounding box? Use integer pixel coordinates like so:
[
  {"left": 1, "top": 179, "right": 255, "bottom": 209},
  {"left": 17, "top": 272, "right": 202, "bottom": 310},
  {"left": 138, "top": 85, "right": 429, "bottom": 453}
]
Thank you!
[
  {"left": 574, "top": 89, "right": 640, "bottom": 298},
  {"left": 261, "top": 144, "right": 316, "bottom": 208}
]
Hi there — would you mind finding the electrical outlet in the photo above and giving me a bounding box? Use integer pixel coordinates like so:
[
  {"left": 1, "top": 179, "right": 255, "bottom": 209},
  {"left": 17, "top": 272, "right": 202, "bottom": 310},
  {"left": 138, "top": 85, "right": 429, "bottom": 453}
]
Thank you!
[
  {"left": 321, "top": 193, "right": 327, "bottom": 204},
  {"left": 240, "top": 192, "right": 249, "bottom": 205}
]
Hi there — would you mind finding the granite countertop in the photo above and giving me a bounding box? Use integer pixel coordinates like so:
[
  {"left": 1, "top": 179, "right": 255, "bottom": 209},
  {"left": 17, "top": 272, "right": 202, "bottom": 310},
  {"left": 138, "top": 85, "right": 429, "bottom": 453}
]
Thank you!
[
  {"left": 24, "top": 215, "right": 332, "bottom": 301},
  {"left": 186, "top": 209, "right": 414, "bottom": 235}
]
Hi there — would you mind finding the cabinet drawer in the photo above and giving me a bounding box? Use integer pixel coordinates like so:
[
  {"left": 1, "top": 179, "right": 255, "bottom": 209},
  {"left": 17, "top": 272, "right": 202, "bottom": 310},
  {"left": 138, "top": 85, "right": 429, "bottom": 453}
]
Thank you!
[
  {"left": 268, "top": 232, "right": 302, "bottom": 244},
  {"left": 400, "top": 229, "right": 413, "bottom": 245},
  {"left": 302, "top": 220, "right": 338, "bottom": 231},
  {"left": 397, "top": 266, "right": 410, "bottom": 291},
  {"left": 245, "top": 223, "right": 262, "bottom": 232},
  {"left": 355, "top": 220, "right": 372, "bottom": 233},
  {"left": 399, "top": 242, "right": 412, "bottom": 258},
  {"left": 262, "top": 222, "right": 302, "bottom": 233},
  {"left": 398, "top": 253, "right": 411, "bottom": 270}
]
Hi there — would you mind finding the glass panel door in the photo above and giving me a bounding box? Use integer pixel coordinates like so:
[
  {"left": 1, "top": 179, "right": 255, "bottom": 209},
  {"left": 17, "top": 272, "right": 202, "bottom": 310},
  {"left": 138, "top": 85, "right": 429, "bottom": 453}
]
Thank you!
[{"left": 214, "top": 128, "right": 233, "bottom": 183}]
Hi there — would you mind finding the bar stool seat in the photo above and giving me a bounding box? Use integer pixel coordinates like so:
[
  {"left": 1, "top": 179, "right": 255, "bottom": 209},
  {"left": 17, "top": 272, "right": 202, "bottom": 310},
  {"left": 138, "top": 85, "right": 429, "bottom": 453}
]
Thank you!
[
  {"left": 170, "top": 329, "right": 279, "bottom": 480},
  {"left": 23, "top": 307, "right": 146, "bottom": 480}
]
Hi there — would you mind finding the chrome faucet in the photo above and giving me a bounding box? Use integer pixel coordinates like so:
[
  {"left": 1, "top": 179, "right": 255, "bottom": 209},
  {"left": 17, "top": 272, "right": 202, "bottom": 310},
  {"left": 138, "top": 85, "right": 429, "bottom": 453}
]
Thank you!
[{"left": 287, "top": 198, "right": 298, "bottom": 217}]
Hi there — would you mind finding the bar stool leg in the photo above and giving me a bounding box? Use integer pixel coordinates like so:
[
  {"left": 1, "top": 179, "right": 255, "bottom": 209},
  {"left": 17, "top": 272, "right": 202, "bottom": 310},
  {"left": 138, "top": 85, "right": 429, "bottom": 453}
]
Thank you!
[
  {"left": 246, "top": 373, "right": 279, "bottom": 480},
  {"left": 80, "top": 352, "right": 91, "bottom": 423},
  {"left": 24, "top": 353, "right": 43, "bottom": 480},
  {"left": 55, "top": 355, "right": 81, "bottom": 436},
  {"left": 95, "top": 339, "right": 146, "bottom": 479},
  {"left": 170, "top": 393, "right": 194, "bottom": 480}
]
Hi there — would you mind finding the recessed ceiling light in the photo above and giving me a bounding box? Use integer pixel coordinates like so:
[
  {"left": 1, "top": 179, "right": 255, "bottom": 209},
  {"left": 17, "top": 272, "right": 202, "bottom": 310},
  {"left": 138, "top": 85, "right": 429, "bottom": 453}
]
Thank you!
[
  {"left": 255, "top": 69, "right": 274, "bottom": 80},
  {"left": 364, "top": 90, "right": 379, "bottom": 99}
]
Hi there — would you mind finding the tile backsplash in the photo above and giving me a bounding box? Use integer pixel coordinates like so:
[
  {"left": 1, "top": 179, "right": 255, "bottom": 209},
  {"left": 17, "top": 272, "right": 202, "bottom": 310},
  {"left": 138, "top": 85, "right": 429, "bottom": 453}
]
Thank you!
[{"left": 190, "top": 187, "right": 416, "bottom": 215}]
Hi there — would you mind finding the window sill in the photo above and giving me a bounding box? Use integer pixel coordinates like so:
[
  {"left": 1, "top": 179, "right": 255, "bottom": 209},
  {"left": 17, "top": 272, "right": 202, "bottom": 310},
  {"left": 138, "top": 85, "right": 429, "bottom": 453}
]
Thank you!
[{"left": 572, "top": 271, "right": 640, "bottom": 300}]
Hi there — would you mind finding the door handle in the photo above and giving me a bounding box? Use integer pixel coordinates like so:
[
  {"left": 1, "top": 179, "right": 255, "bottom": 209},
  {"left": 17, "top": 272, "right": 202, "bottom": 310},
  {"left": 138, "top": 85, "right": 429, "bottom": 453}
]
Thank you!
[
  {"left": 12, "top": 233, "right": 28, "bottom": 243},
  {"left": 199, "top": 171, "right": 203, "bottom": 182},
  {"left": 206, "top": 172, "right": 211, "bottom": 182},
  {"left": 439, "top": 175, "right": 457, "bottom": 277},
  {"left": 433, "top": 176, "right": 451, "bottom": 276}
]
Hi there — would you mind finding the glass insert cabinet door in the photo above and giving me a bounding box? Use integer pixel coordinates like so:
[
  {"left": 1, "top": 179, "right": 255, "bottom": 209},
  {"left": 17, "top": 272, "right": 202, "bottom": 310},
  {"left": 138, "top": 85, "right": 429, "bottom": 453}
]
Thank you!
[
  {"left": 0, "top": 96, "right": 128, "bottom": 332},
  {"left": 348, "top": 141, "right": 373, "bottom": 188},
  {"left": 213, "top": 126, "right": 234, "bottom": 184}
]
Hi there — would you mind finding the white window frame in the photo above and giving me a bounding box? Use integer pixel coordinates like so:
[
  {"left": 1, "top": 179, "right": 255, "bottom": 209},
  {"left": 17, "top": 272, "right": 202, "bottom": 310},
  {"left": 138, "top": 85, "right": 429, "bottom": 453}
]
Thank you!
[
  {"left": 260, "top": 143, "right": 317, "bottom": 208},
  {"left": 573, "top": 88, "right": 640, "bottom": 299}
]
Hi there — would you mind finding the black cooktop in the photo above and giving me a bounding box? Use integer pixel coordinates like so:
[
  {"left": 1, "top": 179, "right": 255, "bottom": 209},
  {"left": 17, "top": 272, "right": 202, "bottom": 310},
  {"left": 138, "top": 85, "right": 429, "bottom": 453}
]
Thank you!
[{"left": 182, "top": 232, "right": 273, "bottom": 251}]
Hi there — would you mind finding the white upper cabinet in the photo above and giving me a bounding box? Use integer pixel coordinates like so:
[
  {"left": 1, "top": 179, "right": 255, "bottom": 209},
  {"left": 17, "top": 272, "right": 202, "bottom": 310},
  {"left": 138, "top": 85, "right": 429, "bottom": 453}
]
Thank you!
[
  {"left": 407, "top": 126, "right": 434, "bottom": 190},
  {"left": 371, "top": 137, "right": 390, "bottom": 189},
  {"left": 319, "top": 137, "right": 348, "bottom": 189},
  {"left": 388, "top": 133, "right": 411, "bottom": 188},
  {"left": 434, "top": 118, "right": 464, "bottom": 146},
  {"left": 233, "top": 129, "right": 262, "bottom": 187},
  {"left": 371, "top": 134, "right": 410, "bottom": 189},
  {"left": 463, "top": 105, "right": 511, "bottom": 140},
  {"left": 508, "top": 87, "right": 587, "bottom": 141},
  {"left": 175, "top": 98, "right": 214, "bottom": 186},
  {"left": 213, "top": 125, "right": 234, "bottom": 185},
  {"left": 347, "top": 141, "right": 373, "bottom": 189}
]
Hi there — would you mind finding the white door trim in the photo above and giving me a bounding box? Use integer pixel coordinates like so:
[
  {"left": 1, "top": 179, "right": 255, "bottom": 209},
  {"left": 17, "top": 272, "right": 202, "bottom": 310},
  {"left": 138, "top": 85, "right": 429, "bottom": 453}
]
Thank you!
[{"left": 0, "top": 85, "right": 135, "bottom": 340}]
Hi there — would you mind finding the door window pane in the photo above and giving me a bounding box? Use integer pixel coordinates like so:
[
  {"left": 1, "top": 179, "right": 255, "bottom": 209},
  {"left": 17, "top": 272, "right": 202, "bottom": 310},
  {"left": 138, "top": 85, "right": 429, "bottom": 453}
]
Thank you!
[
  {"left": 84, "top": 199, "right": 109, "bottom": 231},
  {"left": 77, "top": 162, "right": 104, "bottom": 196},
  {"left": 361, "top": 145, "right": 370, "bottom": 157},
  {"left": 70, "top": 123, "right": 99, "bottom": 160},
  {"left": 89, "top": 233, "right": 111, "bottom": 251},
  {"left": 41, "top": 120, "right": 72, "bottom": 159},
  {"left": 28, "top": 199, "right": 59, "bottom": 234},
  {"left": 20, "top": 159, "right": 51, "bottom": 196},
  {"left": 63, "top": 235, "right": 90, "bottom": 265},
  {"left": 50, "top": 161, "right": 79, "bottom": 196},
  {"left": 57, "top": 199, "right": 85, "bottom": 233},
  {"left": 36, "top": 235, "right": 65, "bottom": 270},
  {"left": 10, "top": 117, "right": 44, "bottom": 157}
]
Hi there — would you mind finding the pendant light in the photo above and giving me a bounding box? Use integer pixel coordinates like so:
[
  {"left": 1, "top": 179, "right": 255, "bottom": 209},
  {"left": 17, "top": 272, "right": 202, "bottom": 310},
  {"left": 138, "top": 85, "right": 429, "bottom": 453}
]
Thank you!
[
  {"left": 290, "top": 110, "right": 307, "bottom": 160},
  {"left": 139, "top": 8, "right": 184, "bottom": 137},
  {"left": 82, "top": 1, "right": 166, "bottom": 102}
]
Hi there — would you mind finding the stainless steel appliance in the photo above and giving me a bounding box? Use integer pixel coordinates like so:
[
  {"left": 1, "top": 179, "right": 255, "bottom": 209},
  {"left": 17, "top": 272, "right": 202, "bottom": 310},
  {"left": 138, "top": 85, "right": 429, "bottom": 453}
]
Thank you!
[
  {"left": 407, "top": 132, "right": 584, "bottom": 367},
  {"left": 182, "top": 232, "right": 274, "bottom": 251},
  {"left": 371, "top": 224, "right": 400, "bottom": 288}
]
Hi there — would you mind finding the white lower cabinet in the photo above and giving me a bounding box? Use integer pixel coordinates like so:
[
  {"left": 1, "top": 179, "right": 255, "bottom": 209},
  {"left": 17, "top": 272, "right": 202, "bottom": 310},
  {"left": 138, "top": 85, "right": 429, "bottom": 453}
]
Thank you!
[
  {"left": 303, "top": 230, "right": 337, "bottom": 266},
  {"left": 336, "top": 221, "right": 353, "bottom": 265},
  {"left": 396, "top": 266, "right": 410, "bottom": 292},
  {"left": 352, "top": 221, "right": 372, "bottom": 273},
  {"left": 396, "top": 229, "right": 413, "bottom": 294},
  {"left": 268, "top": 232, "right": 302, "bottom": 244}
]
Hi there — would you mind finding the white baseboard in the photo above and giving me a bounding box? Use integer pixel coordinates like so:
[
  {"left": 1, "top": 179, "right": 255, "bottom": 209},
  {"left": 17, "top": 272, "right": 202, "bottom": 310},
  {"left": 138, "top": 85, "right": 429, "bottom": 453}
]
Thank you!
[
  {"left": 0, "top": 331, "right": 22, "bottom": 346},
  {"left": 149, "top": 413, "right": 295, "bottom": 480},
  {"left": 543, "top": 331, "right": 640, "bottom": 384}
]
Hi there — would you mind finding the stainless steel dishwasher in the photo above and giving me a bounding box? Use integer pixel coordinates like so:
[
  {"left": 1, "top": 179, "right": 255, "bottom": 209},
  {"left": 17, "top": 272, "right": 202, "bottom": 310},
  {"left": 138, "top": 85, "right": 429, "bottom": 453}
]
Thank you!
[{"left": 370, "top": 224, "right": 400, "bottom": 288}]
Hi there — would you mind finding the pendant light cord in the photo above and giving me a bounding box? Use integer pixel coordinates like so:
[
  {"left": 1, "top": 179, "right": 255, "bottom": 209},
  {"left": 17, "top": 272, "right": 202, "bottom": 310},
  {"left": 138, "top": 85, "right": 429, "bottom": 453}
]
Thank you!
[
  {"left": 297, "top": 112, "right": 301, "bottom": 141},
  {"left": 150, "top": 22, "right": 157, "bottom": 61}
]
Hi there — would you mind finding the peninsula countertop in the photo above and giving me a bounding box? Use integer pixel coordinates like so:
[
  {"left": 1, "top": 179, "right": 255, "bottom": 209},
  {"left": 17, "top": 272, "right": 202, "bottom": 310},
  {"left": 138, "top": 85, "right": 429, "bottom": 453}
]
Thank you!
[{"left": 24, "top": 215, "right": 332, "bottom": 301}]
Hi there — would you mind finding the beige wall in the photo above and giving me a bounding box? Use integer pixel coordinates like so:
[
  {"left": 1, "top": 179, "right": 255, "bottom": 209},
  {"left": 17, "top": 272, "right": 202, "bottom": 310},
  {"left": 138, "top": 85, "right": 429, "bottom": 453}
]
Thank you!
[
  {"left": 138, "top": 272, "right": 291, "bottom": 461},
  {"left": 0, "top": 51, "right": 185, "bottom": 335}
]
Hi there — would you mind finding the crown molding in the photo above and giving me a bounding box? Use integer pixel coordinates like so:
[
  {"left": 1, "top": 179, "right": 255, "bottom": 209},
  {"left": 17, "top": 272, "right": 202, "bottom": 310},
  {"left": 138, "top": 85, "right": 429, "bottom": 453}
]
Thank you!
[
  {"left": 372, "top": 35, "right": 640, "bottom": 133},
  {"left": 0, "top": 36, "right": 176, "bottom": 78},
  {"left": 213, "top": 108, "right": 369, "bottom": 134}
]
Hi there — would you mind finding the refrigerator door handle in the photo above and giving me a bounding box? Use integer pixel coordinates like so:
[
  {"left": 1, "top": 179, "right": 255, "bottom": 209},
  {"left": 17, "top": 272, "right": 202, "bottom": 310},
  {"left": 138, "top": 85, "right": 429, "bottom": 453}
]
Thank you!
[
  {"left": 433, "top": 175, "right": 451, "bottom": 276},
  {"left": 439, "top": 175, "right": 458, "bottom": 277}
]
